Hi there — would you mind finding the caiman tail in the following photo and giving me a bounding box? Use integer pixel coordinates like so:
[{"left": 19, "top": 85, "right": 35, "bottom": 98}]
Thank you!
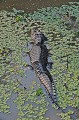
[{"left": 32, "top": 62, "right": 57, "bottom": 103}]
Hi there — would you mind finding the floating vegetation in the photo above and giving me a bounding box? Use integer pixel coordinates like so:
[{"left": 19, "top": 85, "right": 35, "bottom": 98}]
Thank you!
[
  {"left": 13, "top": 82, "right": 49, "bottom": 120},
  {"left": 36, "top": 88, "right": 43, "bottom": 96},
  {"left": 58, "top": 110, "right": 74, "bottom": 120},
  {"left": 0, "top": 2, "right": 79, "bottom": 120},
  {"left": 15, "top": 15, "right": 23, "bottom": 22}
]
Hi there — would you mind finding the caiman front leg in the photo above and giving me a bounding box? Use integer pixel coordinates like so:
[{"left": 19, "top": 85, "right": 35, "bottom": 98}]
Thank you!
[
  {"left": 23, "top": 42, "right": 34, "bottom": 70},
  {"left": 23, "top": 55, "right": 34, "bottom": 70},
  {"left": 25, "top": 41, "right": 34, "bottom": 56}
]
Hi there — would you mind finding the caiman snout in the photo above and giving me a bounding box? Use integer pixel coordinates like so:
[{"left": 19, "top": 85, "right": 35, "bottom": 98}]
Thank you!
[
  {"left": 31, "top": 28, "right": 42, "bottom": 45},
  {"left": 35, "top": 36, "right": 42, "bottom": 45}
]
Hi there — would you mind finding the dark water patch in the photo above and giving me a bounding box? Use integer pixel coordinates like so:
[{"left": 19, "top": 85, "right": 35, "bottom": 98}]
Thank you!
[{"left": 0, "top": 0, "right": 79, "bottom": 13}]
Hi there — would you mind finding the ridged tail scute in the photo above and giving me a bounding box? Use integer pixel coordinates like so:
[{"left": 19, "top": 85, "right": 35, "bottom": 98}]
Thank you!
[
  {"left": 32, "top": 62, "right": 57, "bottom": 102},
  {"left": 38, "top": 72, "right": 57, "bottom": 103}
]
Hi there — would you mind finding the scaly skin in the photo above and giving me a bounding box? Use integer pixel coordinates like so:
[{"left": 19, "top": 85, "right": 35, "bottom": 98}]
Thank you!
[{"left": 30, "top": 27, "right": 56, "bottom": 103}]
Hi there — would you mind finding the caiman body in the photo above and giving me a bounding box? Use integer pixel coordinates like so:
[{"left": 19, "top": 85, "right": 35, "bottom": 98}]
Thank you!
[{"left": 30, "top": 28, "right": 56, "bottom": 102}]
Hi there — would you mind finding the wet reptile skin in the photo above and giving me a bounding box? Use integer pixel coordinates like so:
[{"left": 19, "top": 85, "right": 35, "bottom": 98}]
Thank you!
[{"left": 30, "top": 28, "right": 56, "bottom": 102}]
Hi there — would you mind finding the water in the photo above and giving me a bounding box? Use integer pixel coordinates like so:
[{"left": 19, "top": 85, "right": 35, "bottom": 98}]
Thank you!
[
  {"left": 0, "top": 0, "right": 78, "bottom": 13},
  {"left": 0, "top": 36, "right": 77, "bottom": 120},
  {"left": 0, "top": 44, "right": 62, "bottom": 120},
  {"left": 0, "top": 0, "right": 78, "bottom": 119},
  {"left": 22, "top": 45, "right": 61, "bottom": 120},
  {"left": 0, "top": 93, "right": 18, "bottom": 120}
]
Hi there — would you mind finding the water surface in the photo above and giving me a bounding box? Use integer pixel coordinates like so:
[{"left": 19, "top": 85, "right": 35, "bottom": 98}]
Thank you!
[{"left": 0, "top": 0, "right": 78, "bottom": 13}]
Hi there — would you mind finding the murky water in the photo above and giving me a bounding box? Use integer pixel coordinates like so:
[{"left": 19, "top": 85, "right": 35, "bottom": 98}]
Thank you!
[
  {"left": 0, "top": 44, "right": 62, "bottom": 120},
  {"left": 23, "top": 53, "right": 62, "bottom": 120},
  {"left": 0, "top": 26, "right": 78, "bottom": 120},
  {"left": 0, "top": 93, "right": 18, "bottom": 120},
  {"left": 0, "top": 0, "right": 78, "bottom": 13},
  {"left": 21, "top": 45, "right": 77, "bottom": 120},
  {"left": 0, "top": 0, "right": 79, "bottom": 120}
]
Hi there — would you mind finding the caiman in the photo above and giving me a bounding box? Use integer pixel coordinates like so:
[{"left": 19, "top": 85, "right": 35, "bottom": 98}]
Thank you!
[{"left": 29, "top": 27, "right": 57, "bottom": 104}]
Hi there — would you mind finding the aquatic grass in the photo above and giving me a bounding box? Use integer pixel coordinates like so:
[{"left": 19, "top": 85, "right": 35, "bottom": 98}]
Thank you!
[{"left": 0, "top": 2, "right": 79, "bottom": 120}]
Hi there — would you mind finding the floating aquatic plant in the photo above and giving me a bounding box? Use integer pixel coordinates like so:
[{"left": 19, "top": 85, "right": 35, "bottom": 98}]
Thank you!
[
  {"left": 36, "top": 88, "right": 43, "bottom": 96},
  {"left": 0, "top": 2, "right": 79, "bottom": 120},
  {"left": 15, "top": 15, "right": 23, "bottom": 22}
]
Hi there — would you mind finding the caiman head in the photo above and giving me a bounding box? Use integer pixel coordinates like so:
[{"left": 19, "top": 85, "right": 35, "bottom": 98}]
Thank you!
[{"left": 31, "top": 27, "right": 47, "bottom": 45}]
